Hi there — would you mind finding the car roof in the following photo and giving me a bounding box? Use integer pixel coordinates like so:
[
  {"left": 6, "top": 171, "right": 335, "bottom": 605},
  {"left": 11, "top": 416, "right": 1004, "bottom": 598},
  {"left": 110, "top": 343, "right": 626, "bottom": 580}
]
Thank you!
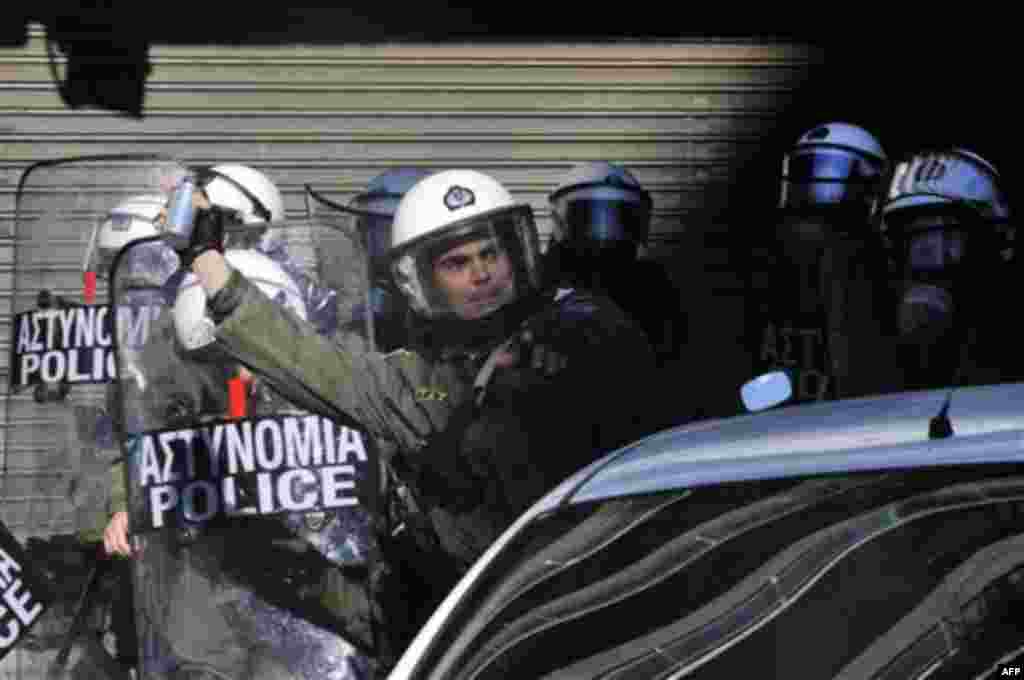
[
  {"left": 536, "top": 382, "right": 1024, "bottom": 510},
  {"left": 391, "top": 382, "right": 1024, "bottom": 679}
]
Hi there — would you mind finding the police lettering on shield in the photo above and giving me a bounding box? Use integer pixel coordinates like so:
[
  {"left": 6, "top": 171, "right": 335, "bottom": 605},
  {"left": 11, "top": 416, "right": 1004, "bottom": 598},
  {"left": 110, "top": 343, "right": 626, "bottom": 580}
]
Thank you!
[
  {"left": 0, "top": 522, "right": 48, "bottom": 660},
  {"left": 10, "top": 303, "right": 162, "bottom": 389},
  {"left": 128, "top": 413, "right": 371, "bottom": 531}
]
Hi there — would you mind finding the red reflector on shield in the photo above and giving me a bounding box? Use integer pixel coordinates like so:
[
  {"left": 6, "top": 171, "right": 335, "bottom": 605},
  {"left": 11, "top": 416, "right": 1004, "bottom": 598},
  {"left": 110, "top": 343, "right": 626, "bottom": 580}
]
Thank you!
[
  {"left": 228, "top": 376, "right": 248, "bottom": 419},
  {"left": 83, "top": 271, "right": 97, "bottom": 304}
]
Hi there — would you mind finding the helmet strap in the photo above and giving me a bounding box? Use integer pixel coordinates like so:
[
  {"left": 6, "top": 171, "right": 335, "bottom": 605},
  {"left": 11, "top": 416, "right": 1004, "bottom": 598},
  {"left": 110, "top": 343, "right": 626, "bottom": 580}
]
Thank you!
[{"left": 410, "top": 290, "right": 548, "bottom": 358}]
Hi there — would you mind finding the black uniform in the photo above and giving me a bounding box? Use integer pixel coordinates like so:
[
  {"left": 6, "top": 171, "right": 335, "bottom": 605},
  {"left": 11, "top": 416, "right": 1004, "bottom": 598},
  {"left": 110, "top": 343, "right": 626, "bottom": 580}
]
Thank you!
[
  {"left": 746, "top": 224, "right": 905, "bottom": 404},
  {"left": 545, "top": 241, "right": 689, "bottom": 429}
]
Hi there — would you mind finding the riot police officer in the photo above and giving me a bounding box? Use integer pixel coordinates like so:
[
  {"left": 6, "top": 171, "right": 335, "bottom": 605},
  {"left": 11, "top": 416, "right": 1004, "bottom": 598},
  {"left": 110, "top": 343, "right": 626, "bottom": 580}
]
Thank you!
[
  {"left": 85, "top": 192, "right": 180, "bottom": 675},
  {"left": 546, "top": 161, "right": 689, "bottom": 427},
  {"left": 181, "top": 168, "right": 657, "bottom": 574},
  {"left": 103, "top": 167, "right": 397, "bottom": 679},
  {"left": 104, "top": 164, "right": 320, "bottom": 547},
  {"left": 878, "top": 148, "right": 1013, "bottom": 389},
  {"left": 748, "top": 122, "right": 899, "bottom": 404}
]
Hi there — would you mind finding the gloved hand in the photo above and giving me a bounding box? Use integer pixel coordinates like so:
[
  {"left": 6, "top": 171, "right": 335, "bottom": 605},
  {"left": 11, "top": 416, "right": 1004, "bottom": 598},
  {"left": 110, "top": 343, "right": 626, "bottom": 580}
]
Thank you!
[
  {"left": 493, "top": 327, "right": 569, "bottom": 377},
  {"left": 175, "top": 205, "right": 235, "bottom": 269},
  {"left": 520, "top": 327, "right": 570, "bottom": 376}
]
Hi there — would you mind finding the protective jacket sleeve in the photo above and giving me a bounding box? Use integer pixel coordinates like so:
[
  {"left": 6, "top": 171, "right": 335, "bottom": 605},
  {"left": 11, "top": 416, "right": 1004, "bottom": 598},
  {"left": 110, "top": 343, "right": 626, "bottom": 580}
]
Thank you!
[
  {"left": 212, "top": 268, "right": 467, "bottom": 454},
  {"left": 108, "top": 463, "right": 127, "bottom": 516}
]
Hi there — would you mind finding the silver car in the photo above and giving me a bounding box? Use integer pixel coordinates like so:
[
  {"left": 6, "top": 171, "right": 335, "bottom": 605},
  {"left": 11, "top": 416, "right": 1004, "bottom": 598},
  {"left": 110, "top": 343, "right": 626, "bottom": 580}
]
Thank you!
[{"left": 390, "top": 377, "right": 1024, "bottom": 679}]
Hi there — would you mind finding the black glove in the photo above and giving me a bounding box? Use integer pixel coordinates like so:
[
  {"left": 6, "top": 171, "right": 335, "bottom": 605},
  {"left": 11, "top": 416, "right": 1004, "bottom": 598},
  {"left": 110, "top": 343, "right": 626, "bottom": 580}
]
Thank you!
[
  {"left": 515, "top": 327, "right": 570, "bottom": 377},
  {"left": 176, "top": 205, "right": 234, "bottom": 269}
]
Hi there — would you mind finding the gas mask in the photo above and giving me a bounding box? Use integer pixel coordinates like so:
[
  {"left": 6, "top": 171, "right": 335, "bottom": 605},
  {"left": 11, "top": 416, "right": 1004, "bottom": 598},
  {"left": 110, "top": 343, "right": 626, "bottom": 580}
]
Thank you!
[
  {"left": 893, "top": 217, "right": 969, "bottom": 348},
  {"left": 898, "top": 282, "right": 956, "bottom": 345},
  {"left": 888, "top": 214, "right": 986, "bottom": 390},
  {"left": 776, "top": 209, "right": 870, "bottom": 266}
]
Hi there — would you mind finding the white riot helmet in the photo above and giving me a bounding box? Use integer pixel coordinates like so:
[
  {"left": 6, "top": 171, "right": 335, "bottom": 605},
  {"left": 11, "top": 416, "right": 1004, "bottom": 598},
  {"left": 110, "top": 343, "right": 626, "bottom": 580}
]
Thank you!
[
  {"left": 84, "top": 194, "right": 167, "bottom": 279},
  {"left": 197, "top": 164, "right": 285, "bottom": 225},
  {"left": 779, "top": 122, "right": 889, "bottom": 217},
  {"left": 350, "top": 167, "right": 433, "bottom": 267},
  {"left": 173, "top": 249, "right": 307, "bottom": 360},
  {"left": 881, "top": 148, "right": 1009, "bottom": 273},
  {"left": 390, "top": 169, "right": 543, "bottom": 320},
  {"left": 547, "top": 161, "right": 653, "bottom": 250}
]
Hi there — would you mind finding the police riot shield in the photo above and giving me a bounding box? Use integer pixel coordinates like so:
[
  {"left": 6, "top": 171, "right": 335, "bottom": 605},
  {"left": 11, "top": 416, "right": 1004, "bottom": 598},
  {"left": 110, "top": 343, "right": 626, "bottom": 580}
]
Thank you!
[
  {"left": 305, "top": 185, "right": 408, "bottom": 355},
  {"left": 0, "top": 517, "right": 52, "bottom": 666},
  {"left": 4, "top": 155, "right": 187, "bottom": 538},
  {"left": 111, "top": 204, "right": 387, "bottom": 679},
  {"left": 2, "top": 156, "right": 187, "bottom": 680}
]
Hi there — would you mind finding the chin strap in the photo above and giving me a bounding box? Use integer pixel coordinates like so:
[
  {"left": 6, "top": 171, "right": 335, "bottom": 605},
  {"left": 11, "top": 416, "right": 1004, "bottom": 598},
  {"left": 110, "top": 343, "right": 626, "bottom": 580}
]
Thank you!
[{"left": 473, "top": 336, "right": 520, "bottom": 407}]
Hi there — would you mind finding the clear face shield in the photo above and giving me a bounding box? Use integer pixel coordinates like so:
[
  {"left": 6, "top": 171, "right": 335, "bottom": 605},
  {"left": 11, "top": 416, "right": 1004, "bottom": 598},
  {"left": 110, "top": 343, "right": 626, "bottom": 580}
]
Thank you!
[
  {"left": 779, "top": 147, "right": 886, "bottom": 243},
  {"left": 82, "top": 209, "right": 173, "bottom": 281},
  {"left": 108, "top": 239, "right": 181, "bottom": 292},
  {"left": 780, "top": 147, "right": 885, "bottom": 207},
  {"left": 393, "top": 205, "right": 544, "bottom": 321},
  {"left": 561, "top": 198, "right": 651, "bottom": 253}
]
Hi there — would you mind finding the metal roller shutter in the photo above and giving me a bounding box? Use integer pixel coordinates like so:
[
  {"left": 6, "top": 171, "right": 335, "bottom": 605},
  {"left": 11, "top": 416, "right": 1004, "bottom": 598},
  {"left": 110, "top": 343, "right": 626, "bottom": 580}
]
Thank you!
[{"left": 0, "top": 27, "right": 821, "bottom": 538}]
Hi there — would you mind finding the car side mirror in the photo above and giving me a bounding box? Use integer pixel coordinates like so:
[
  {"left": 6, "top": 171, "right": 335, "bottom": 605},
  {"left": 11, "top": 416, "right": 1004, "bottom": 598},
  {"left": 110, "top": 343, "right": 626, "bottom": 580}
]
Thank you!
[{"left": 741, "top": 371, "right": 793, "bottom": 412}]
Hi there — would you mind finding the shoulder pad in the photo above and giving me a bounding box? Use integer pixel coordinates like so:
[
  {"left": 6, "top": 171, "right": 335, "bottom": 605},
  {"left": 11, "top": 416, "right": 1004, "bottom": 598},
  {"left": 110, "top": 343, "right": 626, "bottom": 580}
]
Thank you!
[{"left": 553, "top": 289, "right": 614, "bottom": 320}]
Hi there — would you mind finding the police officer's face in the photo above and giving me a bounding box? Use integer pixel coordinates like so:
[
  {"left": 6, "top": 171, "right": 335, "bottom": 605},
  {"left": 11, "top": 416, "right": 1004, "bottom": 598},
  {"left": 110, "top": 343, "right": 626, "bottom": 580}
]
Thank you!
[{"left": 433, "top": 237, "right": 516, "bottom": 320}]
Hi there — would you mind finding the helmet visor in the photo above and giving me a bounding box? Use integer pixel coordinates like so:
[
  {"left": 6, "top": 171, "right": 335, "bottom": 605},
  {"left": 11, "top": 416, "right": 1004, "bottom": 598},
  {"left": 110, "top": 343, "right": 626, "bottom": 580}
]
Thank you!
[
  {"left": 392, "top": 205, "right": 542, "bottom": 320},
  {"left": 563, "top": 199, "right": 651, "bottom": 246},
  {"left": 780, "top": 148, "right": 884, "bottom": 209},
  {"left": 115, "top": 240, "right": 181, "bottom": 289},
  {"left": 83, "top": 210, "right": 169, "bottom": 280}
]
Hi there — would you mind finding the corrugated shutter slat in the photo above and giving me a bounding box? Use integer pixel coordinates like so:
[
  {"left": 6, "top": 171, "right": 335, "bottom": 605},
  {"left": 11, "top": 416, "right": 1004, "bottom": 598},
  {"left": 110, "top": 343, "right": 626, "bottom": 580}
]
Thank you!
[{"left": 1, "top": 26, "right": 820, "bottom": 535}]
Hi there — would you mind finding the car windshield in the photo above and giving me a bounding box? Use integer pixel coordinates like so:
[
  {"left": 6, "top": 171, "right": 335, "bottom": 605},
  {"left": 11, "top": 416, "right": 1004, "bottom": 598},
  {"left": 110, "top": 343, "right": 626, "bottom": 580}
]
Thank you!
[{"left": 414, "top": 461, "right": 1024, "bottom": 680}]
